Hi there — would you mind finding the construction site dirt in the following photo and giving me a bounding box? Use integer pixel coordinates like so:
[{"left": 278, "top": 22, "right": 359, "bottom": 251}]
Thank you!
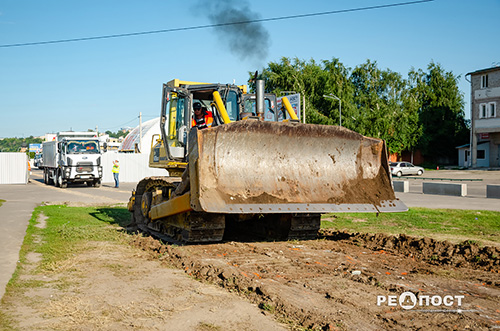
[
  {"left": 127, "top": 228, "right": 500, "bottom": 330},
  {"left": 2, "top": 170, "right": 500, "bottom": 330},
  {"left": 2, "top": 215, "right": 500, "bottom": 330}
]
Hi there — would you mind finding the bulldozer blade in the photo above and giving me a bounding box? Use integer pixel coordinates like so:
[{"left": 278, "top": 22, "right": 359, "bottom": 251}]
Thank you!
[{"left": 188, "top": 120, "right": 407, "bottom": 214}]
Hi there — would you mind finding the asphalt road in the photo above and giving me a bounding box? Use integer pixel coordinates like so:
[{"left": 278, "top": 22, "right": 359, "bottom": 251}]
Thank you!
[
  {"left": 393, "top": 169, "right": 500, "bottom": 211},
  {"left": 0, "top": 168, "right": 499, "bottom": 300}
]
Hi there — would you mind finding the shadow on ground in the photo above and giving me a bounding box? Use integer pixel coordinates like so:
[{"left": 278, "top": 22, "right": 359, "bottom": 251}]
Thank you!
[{"left": 91, "top": 207, "right": 131, "bottom": 228}]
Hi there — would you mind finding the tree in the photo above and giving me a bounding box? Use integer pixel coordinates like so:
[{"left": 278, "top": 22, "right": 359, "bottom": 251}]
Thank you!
[
  {"left": 105, "top": 130, "right": 128, "bottom": 139},
  {"left": 409, "top": 62, "right": 468, "bottom": 163},
  {"left": 255, "top": 57, "right": 467, "bottom": 161},
  {"left": 257, "top": 57, "right": 356, "bottom": 126},
  {"left": 350, "top": 60, "right": 421, "bottom": 155},
  {"left": 0, "top": 136, "right": 43, "bottom": 153},
  {"left": 258, "top": 57, "right": 333, "bottom": 124}
]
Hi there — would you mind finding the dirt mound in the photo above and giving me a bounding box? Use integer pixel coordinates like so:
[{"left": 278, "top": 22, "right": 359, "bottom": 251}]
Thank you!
[{"left": 319, "top": 229, "right": 500, "bottom": 273}]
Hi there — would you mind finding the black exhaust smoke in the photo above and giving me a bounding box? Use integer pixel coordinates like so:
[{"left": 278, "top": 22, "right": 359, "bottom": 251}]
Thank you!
[{"left": 196, "top": 0, "right": 270, "bottom": 63}]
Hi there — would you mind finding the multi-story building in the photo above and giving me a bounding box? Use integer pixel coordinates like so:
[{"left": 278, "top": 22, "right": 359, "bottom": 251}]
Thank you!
[{"left": 467, "top": 66, "right": 500, "bottom": 168}]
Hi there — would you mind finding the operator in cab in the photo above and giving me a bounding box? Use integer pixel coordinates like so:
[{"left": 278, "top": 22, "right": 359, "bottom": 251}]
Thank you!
[{"left": 192, "top": 102, "right": 213, "bottom": 129}]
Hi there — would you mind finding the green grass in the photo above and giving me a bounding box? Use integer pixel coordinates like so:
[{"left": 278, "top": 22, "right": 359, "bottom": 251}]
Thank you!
[
  {"left": 1, "top": 205, "right": 131, "bottom": 324},
  {"left": 322, "top": 207, "right": 500, "bottom": 245},
  {"left": 0, "top": 205, "right": 131, "bottom": 330},
  {"left": 2, "top": 205, "right": 130, "bottom": 298},
  {"left": 33, "top": 206, "right": 129, "bottom": 271}
]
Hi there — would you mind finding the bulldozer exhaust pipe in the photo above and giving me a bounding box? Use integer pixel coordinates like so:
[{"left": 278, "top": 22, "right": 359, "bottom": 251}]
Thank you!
[{"left": 256, "top": 79, "right": 265, "bottom": 119}]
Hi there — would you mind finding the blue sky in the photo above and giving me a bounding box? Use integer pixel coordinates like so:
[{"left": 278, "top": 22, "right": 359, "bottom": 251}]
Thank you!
[{"left": 1, "top": 0, "right": 499, "bottom": 138}]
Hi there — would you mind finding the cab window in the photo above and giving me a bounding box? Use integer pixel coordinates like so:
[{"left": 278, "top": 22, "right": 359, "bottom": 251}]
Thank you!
[
  {"left": 166, "top": 92, "right": 186, "bottom": 148},
  {"left": 242, "top": 98, "right": 275, "bottom": 121},
  {"left": 225, "top": 90, "right": 239, "bottom": 122}
]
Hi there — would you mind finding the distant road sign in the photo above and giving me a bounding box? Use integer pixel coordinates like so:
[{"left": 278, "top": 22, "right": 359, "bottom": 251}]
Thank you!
[{"left": 29, "top": 143, "right": 42, "bottom": 153}]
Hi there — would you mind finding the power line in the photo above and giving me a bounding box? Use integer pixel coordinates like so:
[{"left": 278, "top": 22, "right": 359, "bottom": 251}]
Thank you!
[
  {"left": 100, "top": 117, "right": 139, "bottom": 131},
  {"left": 0, "top": 0, "right": 433, "bottom": 49}
]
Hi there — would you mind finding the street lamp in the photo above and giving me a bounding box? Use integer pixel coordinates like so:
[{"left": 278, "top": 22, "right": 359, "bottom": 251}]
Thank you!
[{"left": 323, "top": 94, "right": 342, "bottom": 127}]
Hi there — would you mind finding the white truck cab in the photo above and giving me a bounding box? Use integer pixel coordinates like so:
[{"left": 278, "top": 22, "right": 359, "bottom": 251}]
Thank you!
[{"left": 42, "top": 132, "right": 103, "bottom": 188}]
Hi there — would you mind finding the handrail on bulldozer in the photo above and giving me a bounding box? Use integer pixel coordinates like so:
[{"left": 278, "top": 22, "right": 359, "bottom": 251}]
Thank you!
[
  {"left": 213, "top": 91, "right": 232, "bottom": 124},
  {"left": 282, "top": 96, "right": 299, "bottom": 121}
]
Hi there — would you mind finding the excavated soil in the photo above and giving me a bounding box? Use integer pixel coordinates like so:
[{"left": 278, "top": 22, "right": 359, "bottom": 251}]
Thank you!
[
  {"left": 3, "top": 222, "right": 499, "bottom": 330},
  {"left": 129, "top": 230, "right": 500, "bottom": 330}
]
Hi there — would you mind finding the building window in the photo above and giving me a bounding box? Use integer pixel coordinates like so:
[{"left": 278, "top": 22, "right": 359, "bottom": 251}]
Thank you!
[
  {"left": 480, "top": 103, "right": 487, "bottom": 118},
  {"left": 481, "top": 74, "right": 489, "bottom": 88},
  {"left": 489, "top": 102, "right": 496, "bottom": 118},
  {"left": 480, "top": 102, "right": 497, "bottom": 118},
  {"left": 477, "top": 150, "right": 485, "bottom": 159}
]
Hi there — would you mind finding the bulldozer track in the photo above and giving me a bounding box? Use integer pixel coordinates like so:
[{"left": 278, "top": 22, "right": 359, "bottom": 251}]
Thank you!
[
  {"left": 131, "top": 178, "right": 322, "bottom": 243},
  {"left": 132, "top": 177, "right": 226, "bottom": 243}
]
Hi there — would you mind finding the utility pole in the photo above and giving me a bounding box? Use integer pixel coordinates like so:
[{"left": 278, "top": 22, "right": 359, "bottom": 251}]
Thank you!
[
  {"left": 303, "top": 94, "right": 306, "bottom": 124},
  {"left": 139, "top": 112, "right": 142, "bottom": 153}
]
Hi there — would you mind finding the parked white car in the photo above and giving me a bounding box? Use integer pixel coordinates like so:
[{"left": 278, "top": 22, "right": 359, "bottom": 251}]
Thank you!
[{"left": 390, "top": 162, "right": 424, "bottom": 177}]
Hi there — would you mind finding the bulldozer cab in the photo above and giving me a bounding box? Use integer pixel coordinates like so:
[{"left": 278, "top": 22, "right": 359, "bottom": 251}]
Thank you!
[
  {"left": 241, "top": 93, "right": 278, "bottom": 121},
  {"left": 149, "top": 82, "right": 248, "bottom": 176}
]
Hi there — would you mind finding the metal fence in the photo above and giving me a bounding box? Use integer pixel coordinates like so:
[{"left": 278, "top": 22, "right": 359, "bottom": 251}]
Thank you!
[{"left": 0, "top": 152, "right": 169, "bottom": 185}]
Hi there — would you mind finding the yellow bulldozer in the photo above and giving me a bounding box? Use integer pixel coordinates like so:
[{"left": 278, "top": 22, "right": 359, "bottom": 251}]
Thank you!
[{"left": 127, "top": 79, "right": 407, "bottom": 243}]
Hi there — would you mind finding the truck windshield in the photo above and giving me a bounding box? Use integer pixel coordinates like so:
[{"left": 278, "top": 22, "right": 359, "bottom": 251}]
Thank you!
[{"left": 67, "top": 140, "right": 100, "bottom": 154}]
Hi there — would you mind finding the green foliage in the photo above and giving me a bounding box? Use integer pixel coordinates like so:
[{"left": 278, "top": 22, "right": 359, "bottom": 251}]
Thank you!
[
  {"left": 0, "top": 136, "right": 42, "bottom": 153},
  {"left": 409, "top": 63, "right": 469, "bottom": 162},
  {"left": 351, "top": 60, "right": 422, "bottom": 154},
  {"left": 105, "top": 130, "right": 128, "bottom": 139},
  {"left": 255, "top": 57, "right": 466, "bottom": 160}
]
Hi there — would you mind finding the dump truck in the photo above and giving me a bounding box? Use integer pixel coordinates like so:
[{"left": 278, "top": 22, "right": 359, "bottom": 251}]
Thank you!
[
  {"left": 42, "top": 131, "right": 103, "bottom": 188},
  {"left": 128, "top": 79, "right": 407, "bottom": 243}
]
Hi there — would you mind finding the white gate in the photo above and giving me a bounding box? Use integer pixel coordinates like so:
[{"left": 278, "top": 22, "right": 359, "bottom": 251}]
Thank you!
[{"left": 0, "top": 153, "right": 29, "bottom": 185}]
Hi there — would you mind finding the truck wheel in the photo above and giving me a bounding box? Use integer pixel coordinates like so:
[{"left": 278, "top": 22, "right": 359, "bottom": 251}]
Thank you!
[
  {"left": 93, "top": 180, "right": 101, "bottom": 188},
  {"left": 44, "top": 171, "right": 49, "bottom": 185},
  {"left": 57, "top": 171, "right": 66, "bottom": 188},
  {"left": 55, "top": 170, "right": 66, "bottom": 188},
  {"left": 54, "top": 171, "right": 59, "bottom": 187}
]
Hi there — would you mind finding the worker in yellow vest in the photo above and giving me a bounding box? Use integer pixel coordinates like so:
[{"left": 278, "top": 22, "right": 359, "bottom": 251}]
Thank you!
[{"left": 112, "top": 160, "right": 120, "bottom": 188}]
